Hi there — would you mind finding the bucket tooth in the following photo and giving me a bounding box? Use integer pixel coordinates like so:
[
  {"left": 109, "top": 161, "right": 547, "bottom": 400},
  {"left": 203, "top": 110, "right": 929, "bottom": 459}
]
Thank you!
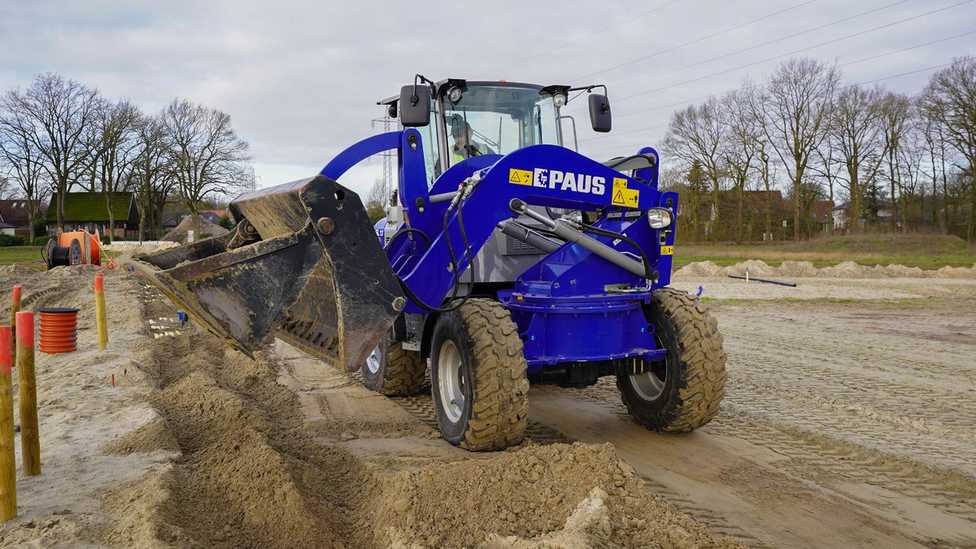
[{"left": 129, "top": 175, "right": 403, "bottom": 372}]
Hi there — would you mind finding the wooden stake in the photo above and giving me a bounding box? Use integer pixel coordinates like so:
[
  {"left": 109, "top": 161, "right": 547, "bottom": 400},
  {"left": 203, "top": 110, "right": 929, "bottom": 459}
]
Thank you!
[
  {"left": 9, "top": 286, "right": 20, "bottom": 367},
  {"left": 16, "top": 311, "right": 39, "bottom": 476},
  {"left": 95, "top": 273, "right": 107, "bottom": 350},
  {"left": 0, "top": 326, "right": 15, "bottom": 520}
]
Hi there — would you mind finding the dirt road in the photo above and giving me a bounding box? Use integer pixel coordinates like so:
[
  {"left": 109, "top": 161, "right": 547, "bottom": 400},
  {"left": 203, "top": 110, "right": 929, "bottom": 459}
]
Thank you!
[
  {"left": 2, "top": 266, "right": 974, "bottom": 548},
  {"left": 528, "top": 288, "right": 976, "bottom": 548},
  {"left": 387, "top": 278, "right": 976, "bottom": 547}
]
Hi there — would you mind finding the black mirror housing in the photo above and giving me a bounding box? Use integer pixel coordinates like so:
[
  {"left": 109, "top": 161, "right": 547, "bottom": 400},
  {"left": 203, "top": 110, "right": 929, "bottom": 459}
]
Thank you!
[
  {"left": 399, "top": 85, "right": 431, "bottom": 127},
  {"left": 588, "top": 94, "right": 612, "bottom": 133}
]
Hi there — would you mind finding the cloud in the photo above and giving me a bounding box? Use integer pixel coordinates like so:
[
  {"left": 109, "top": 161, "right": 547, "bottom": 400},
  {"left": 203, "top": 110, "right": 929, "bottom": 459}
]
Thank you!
[{"left": 1, "top": 0, "right": 973, "bottom": 194}]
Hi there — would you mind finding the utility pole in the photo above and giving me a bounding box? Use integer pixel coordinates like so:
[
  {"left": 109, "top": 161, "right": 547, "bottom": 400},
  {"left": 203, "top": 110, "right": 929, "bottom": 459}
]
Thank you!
[{"left": 371, "top": 116, "right": 399, "bottom": 201}]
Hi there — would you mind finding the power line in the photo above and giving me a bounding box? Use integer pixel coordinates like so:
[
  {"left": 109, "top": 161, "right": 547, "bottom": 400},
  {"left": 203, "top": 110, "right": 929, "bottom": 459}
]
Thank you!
[
  {"left": 583, "top": 60, "right": 957, "bottom": 157},
  {"left": 615, "top": 26, "right": 976, "bottom": 122},
  {"left": 660, "top": 0, "right": 913, "bottom": 76},
  {"left": 616, "top": 0, "right": 974, "bottom": 103},
  {"left": 572, "top": 0, "right": 821, "bottom": 81},
  {"left": 855, "top": 60, "right": 952, "bottom": 85},
  {"left": 839, "top": 29, "right": 976, "bottom": 68},
  {"left": 524, "top": 0, "right": 684, "bottom": 63}
]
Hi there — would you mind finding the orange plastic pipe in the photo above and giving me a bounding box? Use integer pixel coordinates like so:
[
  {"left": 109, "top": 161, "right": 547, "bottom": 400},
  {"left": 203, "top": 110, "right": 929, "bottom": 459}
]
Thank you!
[{"left": 39, "top": 309, "right": 78, "bottom": 354}]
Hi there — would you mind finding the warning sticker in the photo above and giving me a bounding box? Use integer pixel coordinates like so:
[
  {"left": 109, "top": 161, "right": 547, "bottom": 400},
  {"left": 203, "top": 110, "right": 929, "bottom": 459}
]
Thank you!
[
  {"left": 660, "top": 245, "right": 674, "bottom": 256},
  {"left": 611, "top": 177, "right": 640, "bottom": 208},
  {"left": 508, "top": 168, "right": 533, "bottom": 186}
]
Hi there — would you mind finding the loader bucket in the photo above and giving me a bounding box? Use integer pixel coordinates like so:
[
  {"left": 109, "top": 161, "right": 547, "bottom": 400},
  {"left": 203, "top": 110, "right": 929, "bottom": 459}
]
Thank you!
[{"left": 129, "top": 175, "right": 404, "bottom": 372}]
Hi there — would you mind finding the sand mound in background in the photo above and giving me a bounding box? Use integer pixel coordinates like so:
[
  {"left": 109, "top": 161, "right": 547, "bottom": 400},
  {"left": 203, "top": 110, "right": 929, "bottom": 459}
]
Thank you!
[
  {"left": 675, "top": 259, "right": 976, "bottom": 279},
  {"left": 104, "top": 241, "right": 179, "bottom": 253},
  {"left": 162, "top": 214, "right": 229, "bottom": 244}
]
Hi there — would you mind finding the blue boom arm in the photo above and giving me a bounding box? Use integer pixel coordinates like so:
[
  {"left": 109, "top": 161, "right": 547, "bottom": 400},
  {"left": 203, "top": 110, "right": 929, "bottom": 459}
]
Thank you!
[{"left": 315, "top": 129, "right": 677, "bottom": 317}]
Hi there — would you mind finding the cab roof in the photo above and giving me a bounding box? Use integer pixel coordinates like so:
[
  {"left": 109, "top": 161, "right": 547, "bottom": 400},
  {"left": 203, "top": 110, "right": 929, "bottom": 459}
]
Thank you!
[{"left": 377, "top": 79, "right": 548, "bottom": 105}]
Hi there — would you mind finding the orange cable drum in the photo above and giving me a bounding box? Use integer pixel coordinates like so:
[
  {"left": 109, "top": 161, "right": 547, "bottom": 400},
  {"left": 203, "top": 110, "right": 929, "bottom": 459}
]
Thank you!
[{"left": 38, "top": 307, "right": 79, "bottom": 354}]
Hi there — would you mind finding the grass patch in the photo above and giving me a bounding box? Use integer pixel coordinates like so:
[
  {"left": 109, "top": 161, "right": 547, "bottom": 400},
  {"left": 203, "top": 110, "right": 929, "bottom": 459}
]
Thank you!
[
  {"left": 703, "top": 296, "right": 973, "bottom": 309},
  {"left": 0, "top": 246, "right": 45, "bottom": 267},
  {"left": 673, "top": 234, "right": 976, "bottom": 270}
]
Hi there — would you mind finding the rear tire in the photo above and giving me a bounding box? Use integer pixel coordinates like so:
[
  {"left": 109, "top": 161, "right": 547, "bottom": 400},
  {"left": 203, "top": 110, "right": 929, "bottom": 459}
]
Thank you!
[
  {"left": 617, "top": 287, "right": 726, "bottom": 432},
  {"left": 430, "top": 299, "right": 528, "bottom": 451},
  {"left": 360, "top": 334, "right": 426, "bottom": 396}
]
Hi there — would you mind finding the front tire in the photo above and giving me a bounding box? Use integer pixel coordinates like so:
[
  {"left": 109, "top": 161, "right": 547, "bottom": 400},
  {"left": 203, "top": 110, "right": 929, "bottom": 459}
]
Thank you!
[
  {"left": 360, "top": 334, "right": 426, "bottom": 396},
  {"left": 617, "top": 287, "right": 726, "bottom": 432},
  {"left": 430, "top": 299, "right": 528, "bottom": 451}
]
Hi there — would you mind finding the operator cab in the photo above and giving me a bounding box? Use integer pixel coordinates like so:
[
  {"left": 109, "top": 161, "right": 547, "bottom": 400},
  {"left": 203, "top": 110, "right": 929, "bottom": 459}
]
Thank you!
[
  {"left": 438, "top": 82, "right": 560, "bottom": 168},
  {"left": 380, "top": 78, "right": 612, "bottom": 186}
]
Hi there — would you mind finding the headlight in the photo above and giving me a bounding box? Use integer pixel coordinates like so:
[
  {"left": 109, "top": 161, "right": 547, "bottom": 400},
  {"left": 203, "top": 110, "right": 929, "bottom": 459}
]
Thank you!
[
  {"left": 553, "top": 93, "right": 567, "bottom": 108},
  {"left": 646, "top": 208, "right": 673, "bottom": 229}
]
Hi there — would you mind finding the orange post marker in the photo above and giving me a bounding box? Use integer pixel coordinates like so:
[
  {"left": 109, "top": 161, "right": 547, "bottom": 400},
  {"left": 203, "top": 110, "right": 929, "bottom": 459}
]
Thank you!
[
  {"left": 9, "top": 286, "right": 20, "bottom": 367},
  {"left": 0, "top": 326, "right": 15, "bottom": 520},
  {"left": 16, "top": 311, "right": 39, "bottom": 476},
  {"left": 94, "top": 273, "right": 107, "bottom": 350}
]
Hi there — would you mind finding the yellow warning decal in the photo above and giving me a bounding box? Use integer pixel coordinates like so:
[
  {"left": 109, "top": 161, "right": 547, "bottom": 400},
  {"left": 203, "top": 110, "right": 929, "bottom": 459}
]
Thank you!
[
  {"left": 611, "top": 177, "right": 640, "bottom": 208},
  {"left": 508, "top": 168, "right": 533, "bottom": 186},
  {"left": 660, "top": 245, "right": 674, "bottom": 256}
]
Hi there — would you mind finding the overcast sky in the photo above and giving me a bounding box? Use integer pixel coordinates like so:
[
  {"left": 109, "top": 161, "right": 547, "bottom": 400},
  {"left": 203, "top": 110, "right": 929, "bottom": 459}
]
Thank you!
[{"left": 2, "top": 0, "right": 974, "bottom": 197}]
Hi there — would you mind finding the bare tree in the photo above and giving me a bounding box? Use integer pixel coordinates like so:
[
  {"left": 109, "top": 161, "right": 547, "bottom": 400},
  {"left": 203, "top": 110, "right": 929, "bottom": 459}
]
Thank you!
[
  {"left": 721, "top": 86, "right": 762, "bottom": 242},
  {"left": 131, "top": 115, "right": 177, "bottom": 240},
  {"left": 0, "top": 98, "right": 47, "bottom": 240},
  {"left": 757, "top": 58, "right": 840, "bottom": 240},
  {"left": 161, "top": 98, "right": 250, "bottom": 214},
  {"left": 829, "top": 85, "right": 886, "bottom": 232},
  {"left": 877, "top": 91, "right": 912, "bottom": 231},
  {"left": 756, "top": 144, "right": 778, "bottom": 239},
  {"left": 896, "top": 122, "right": 926, "bottom": 230},
  {"left": 2, "top": 74, "right": 100, "bottom": 231},
  {"left": 663, "top": 97, "right": 725, "bottom": 240},
  {"left": 920, "top": 56, "right": 976, "bottom": 241},
  {"left": 91, "top": 99, "right": 141, "bottom": 241},
  {"left": 921, "top": 112, "right": 952, "bottom": 232}
]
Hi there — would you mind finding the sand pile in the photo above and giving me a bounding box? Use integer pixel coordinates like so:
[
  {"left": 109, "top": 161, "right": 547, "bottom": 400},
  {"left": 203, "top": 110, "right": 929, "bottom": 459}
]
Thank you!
[
  {"left": 103, "top": 323, "right": 378, "bottom": 549},
  {"left": 0, "top": 263, "right": 42, "bottom": 275},
  {"left": 97, "top": 285, "right": 740, "bottom": 549},
  {"left": 0, "top": 267, "right": 172, "bottom": 547},
  {"left": 378, "top": 443, "right": 735, "bottom": 548},
  {"left": 104, "top": 241, "right": 179, "bottom": 253},
  {"left": 675, "top": 259, "right": 976, "bottom": 279},
  {"left": 162, "top": 214, "right": 229, "bottom": 244},
  {"left": 0, "top": 265, "right": 740, "bottom": 548}
]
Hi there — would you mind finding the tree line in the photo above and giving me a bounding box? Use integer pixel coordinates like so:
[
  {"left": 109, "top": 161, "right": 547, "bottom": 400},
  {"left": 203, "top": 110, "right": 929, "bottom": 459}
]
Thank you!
[
  {"left": 0, "top": 73, "right": 253, "bottom": 241},
  {"left": 662, "top": 56, "right": 976, "bottom": 243}
]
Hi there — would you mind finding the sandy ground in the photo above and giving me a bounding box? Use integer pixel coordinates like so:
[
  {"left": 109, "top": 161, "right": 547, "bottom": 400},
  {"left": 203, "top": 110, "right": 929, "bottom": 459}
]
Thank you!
[
  {"left": 0, "top": 264, "right": 974, "bottom": 547},
  {"left": 0, "top": 266, "right": 737, "bottom": 548}
]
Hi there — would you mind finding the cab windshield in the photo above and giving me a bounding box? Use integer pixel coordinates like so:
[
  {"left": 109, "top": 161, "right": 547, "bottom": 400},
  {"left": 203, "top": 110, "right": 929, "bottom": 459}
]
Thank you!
[{"left": 444, "top": 85, "right": 559, "bottom": 167}]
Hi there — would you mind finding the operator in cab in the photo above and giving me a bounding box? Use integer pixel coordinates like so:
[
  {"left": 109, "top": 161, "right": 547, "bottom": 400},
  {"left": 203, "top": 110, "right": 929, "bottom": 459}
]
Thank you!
[{"left": 449, "top": 114, "right": 495, "bottom": 165}]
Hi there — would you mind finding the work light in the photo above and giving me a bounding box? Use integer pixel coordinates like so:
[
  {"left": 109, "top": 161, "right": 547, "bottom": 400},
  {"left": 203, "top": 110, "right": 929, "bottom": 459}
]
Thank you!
[
  {"left": 447, "top": 86, "right": 464, "bottom": 104},
  {"left": 646, "top": 208, "right": 673, "bottom": 229}
]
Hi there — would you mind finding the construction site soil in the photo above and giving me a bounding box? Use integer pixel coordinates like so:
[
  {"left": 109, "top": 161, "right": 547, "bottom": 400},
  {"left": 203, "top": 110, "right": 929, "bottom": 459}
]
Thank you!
[{"left": 0, "top": 261, "right": 974, "bottom": 548}]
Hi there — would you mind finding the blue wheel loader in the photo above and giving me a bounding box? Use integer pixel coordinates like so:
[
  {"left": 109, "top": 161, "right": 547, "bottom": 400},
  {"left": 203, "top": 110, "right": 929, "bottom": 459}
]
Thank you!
[{"left": 132, "top": 77, "right": 727, "bottom": 451}]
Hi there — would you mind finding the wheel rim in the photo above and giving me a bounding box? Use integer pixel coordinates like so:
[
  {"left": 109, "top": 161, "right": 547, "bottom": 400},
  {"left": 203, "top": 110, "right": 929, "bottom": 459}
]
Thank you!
[
  {"left": 629, "top": 335, "right": 670, "bottom": 401},
  {"left": 437, "top": 339, "right": 465, "bottom": 423},
  {"left": 365, "top": 345, "right": 381, "bottom": 375}
]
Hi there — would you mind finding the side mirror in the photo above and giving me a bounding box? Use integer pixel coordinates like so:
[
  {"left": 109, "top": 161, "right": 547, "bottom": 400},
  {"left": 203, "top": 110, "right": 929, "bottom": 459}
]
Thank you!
[
  {"left": 588, "top": 94, "right": 612, "bottom": 133},
  {"left": 399, "top": 85, "right": 431, "bottom": 127}
]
